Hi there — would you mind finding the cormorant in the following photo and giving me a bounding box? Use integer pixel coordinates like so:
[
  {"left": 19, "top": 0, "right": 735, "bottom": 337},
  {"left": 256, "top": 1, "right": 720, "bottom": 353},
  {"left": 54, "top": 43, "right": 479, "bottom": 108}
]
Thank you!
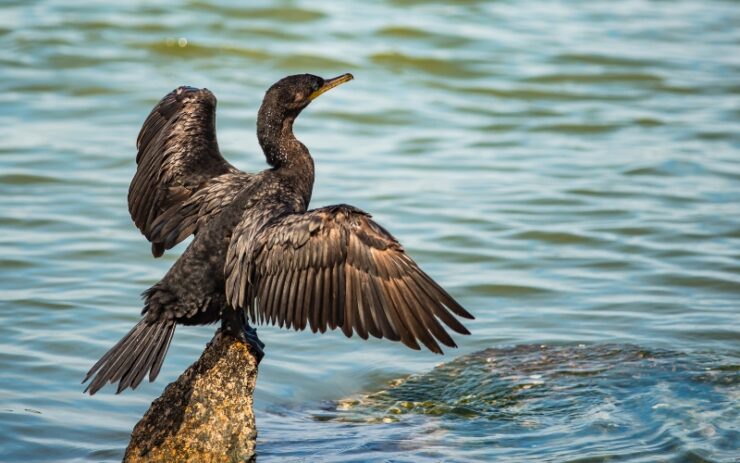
[{"left": 83, "top": 73, "right": 473, "bottom": 395}]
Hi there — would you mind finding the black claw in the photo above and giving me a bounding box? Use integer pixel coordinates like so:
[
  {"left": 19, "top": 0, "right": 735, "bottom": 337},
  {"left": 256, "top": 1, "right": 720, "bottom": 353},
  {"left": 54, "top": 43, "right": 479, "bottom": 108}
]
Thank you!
[
  {"left": 247, "top": 335, "right": 265, "bottom": 363},
  {"left": 221, "top": 310, "right": 265, "bottom": 363},
  {"left": 244, "top": 324, "right": 266, "bottom": 349},
  {"left": 242, "top": 324, "right": 265, "bottom": 362}
]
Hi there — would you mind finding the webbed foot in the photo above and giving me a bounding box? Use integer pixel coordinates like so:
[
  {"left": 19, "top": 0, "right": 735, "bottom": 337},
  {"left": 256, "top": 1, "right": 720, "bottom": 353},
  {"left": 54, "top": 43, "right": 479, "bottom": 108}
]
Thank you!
[
  {"left": 240, "top": 323, "right": 265, "bottom": 363},
  {"left": 221, "top": 310, "right": 265, "bottom": 363}
]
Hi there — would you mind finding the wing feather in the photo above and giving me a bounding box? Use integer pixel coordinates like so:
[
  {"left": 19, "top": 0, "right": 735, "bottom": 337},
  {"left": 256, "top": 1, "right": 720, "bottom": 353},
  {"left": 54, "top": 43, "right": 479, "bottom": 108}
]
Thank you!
[
  {"left": 293, "top": 269, "right": 307, "bottom": 331},
  {"left": 343, "top": 265, "right": 358, "bottom": 338},
  {"left": 226, "top": 204, "right": 473, "bottom": 354},
  {"left": 129, "top": 86, "right": 252, "bottom": 256}
]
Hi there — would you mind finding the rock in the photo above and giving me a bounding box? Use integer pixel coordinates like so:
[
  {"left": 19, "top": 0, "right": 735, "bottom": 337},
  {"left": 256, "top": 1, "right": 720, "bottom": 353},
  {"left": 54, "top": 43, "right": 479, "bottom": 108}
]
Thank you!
[{"left": 123, "top": 332, "right": 258, "bottom": 463}]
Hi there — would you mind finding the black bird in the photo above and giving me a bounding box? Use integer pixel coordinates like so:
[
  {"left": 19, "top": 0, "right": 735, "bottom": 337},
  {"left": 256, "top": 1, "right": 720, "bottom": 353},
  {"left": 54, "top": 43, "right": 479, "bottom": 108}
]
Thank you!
[{"left": 83, "top": 73, "right": 474, "bottom": 395}]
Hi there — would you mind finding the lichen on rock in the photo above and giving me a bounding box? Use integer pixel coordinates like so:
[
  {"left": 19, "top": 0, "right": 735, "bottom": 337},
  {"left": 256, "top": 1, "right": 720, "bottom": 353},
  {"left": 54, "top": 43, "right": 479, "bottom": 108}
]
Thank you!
[{"left": 123, "top": 332, "right": 258, "bottom": 463}]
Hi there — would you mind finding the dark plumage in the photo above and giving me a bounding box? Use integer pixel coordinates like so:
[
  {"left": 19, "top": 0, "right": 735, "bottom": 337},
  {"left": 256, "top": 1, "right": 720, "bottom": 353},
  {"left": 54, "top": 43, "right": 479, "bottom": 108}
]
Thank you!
[{"left": 83, "top": 73, "right": 474, "bottom": 395}]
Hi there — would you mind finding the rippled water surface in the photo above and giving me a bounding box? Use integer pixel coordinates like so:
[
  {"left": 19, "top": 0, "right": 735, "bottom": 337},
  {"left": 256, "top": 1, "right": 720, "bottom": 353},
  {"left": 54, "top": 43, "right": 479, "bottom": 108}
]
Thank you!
[{"left": 1, "top": 1, "right": 738, "bottom": 462}]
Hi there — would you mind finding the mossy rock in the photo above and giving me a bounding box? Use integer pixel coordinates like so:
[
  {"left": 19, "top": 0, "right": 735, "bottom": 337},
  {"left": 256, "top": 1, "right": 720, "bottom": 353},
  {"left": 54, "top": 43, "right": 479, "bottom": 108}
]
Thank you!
[{"left": 124, "top": 332, "right": 258, "bottom": 463}]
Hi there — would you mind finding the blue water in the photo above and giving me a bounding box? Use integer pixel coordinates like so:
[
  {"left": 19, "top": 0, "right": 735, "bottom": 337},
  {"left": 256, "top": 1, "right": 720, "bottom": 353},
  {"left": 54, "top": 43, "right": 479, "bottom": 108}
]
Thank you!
[{"left": 0, "top": 1, "right": 738, "bottom": 461}]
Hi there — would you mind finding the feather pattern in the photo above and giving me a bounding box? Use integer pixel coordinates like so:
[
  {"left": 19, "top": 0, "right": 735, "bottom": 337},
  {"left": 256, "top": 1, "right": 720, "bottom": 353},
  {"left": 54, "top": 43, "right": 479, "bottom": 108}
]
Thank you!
[
  {"left": 226, "top": 204, "right": 474, "bottom": 354},
  {"left": 129, "top": 86, "right": 253, "bottom": 256}
]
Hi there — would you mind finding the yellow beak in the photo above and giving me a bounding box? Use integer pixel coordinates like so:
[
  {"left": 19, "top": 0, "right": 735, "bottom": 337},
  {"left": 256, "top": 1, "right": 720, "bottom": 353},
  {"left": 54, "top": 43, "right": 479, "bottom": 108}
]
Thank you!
[{"left": 308, "top": 73, "right": 354, "bottom": 101}]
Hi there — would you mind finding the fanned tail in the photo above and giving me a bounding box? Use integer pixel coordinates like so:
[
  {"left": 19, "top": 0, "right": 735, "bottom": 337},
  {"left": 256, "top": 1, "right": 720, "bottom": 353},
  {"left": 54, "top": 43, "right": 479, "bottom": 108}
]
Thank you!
[{"left": 83, "top": 318, "right": 175, "bottom": 395}]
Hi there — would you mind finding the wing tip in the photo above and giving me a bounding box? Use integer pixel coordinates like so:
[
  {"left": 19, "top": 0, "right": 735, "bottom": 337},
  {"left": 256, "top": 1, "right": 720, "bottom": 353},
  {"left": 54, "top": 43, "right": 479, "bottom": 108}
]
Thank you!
[
  {"left": 458, "top": 308, "right": 475, "bottom": 320},
  {"left": 152, "top": 242, "right": 165, "bottom": 258}
]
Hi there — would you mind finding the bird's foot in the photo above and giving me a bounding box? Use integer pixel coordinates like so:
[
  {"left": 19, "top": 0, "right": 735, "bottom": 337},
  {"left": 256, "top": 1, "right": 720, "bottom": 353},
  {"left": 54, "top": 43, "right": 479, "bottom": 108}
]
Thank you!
[
  {"left": 238, "top": 322, "right": 265, "bottom": 363},
  {"left": 221, "top": 310, "right": 265, "bottom": 363}
]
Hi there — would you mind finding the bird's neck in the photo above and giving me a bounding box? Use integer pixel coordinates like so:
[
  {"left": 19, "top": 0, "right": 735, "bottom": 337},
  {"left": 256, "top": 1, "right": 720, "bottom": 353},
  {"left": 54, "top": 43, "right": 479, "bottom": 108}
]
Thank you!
[{"left": 257, "top": 112, "right": 315, "bottom": 208}]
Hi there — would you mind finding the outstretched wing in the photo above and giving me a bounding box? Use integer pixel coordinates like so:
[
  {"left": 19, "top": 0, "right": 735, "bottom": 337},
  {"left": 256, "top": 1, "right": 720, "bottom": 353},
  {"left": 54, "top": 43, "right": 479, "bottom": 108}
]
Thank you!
[
  {"left": 129, "top": 86, "right": 250, "bottom": 257},
  {"left": 225, "top": 204, "right": 473, "bottom": 354}
]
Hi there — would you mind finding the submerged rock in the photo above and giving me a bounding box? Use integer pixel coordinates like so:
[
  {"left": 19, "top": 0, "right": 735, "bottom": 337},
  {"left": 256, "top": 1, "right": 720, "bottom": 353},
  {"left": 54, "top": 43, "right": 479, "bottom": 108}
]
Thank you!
[
  {"left": 123, "top": 332, "right": 258, "bottom": 463},
  {"left": 326, "top": 344, "right": 738, "bottom": 423},
  {"left": 307, "top": 345, "right": 739, "bottom": 462}
]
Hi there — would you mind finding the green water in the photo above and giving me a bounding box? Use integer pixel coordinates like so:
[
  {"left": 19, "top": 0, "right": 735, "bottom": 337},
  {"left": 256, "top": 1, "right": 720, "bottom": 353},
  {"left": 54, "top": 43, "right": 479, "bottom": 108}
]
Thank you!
[{"left": 0, "top": 1, "right": 738, "bottom": 461}]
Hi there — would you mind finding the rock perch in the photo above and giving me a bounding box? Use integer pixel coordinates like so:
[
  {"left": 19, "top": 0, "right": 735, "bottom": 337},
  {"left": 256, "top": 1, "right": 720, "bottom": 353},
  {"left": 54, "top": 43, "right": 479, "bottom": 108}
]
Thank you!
[{"left": 123, "top": 332, "right": 258, "bottom": 463}]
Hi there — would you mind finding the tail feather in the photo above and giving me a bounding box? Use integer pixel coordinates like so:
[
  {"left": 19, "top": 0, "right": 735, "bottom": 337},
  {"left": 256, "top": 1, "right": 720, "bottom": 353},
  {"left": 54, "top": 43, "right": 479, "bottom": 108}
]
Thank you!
[
  {"left": 85, "top": 323, "right": 151, "bottom": 393},
  {"left": 150, "top": 323, "right": 176, "bottom": 381},
  {"left": 117, "top": 321, "right": 171, "bottom": 393},
  {"left": 109, "top": 323, "right": 156, "bottom": 385},
  {"left": 83, "top": 319, "right": 175, "bottom": 395}
]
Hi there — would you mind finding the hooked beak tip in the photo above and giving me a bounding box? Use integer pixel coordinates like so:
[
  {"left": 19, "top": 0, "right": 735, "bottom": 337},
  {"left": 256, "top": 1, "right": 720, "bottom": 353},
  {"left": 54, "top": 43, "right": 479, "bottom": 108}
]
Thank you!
[{"left": 309, "top": 73, "right": 354, "bottom": 101}]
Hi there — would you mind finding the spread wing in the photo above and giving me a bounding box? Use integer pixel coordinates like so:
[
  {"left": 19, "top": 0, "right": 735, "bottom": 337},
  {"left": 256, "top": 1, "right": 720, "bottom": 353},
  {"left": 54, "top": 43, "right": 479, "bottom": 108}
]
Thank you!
[
  {"left": 129, "top": 86, "right": 251, "bottom": 257},
  {"left": 225, "top": 204, "right": 473, "bottom": 354}
]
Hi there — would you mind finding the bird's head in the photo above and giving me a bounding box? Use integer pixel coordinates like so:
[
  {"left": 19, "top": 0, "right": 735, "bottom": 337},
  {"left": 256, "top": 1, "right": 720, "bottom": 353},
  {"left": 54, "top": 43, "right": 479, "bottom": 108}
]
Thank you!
[
  {"left": 257, "top": 73, "right": 353, "bottom": 167},
  {"left": 261, "top": 73, "right": 353, "bottom": 116}
]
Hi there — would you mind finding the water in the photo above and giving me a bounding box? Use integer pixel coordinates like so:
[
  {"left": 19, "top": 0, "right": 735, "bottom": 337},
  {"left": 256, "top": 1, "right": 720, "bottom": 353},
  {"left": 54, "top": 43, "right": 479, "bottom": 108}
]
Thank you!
[
  {"left": 0, "top": 0, "right": 738, "bottom": 461},
  {"left": 307, "top": 345, "right": 739, "bottom": 462}
]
